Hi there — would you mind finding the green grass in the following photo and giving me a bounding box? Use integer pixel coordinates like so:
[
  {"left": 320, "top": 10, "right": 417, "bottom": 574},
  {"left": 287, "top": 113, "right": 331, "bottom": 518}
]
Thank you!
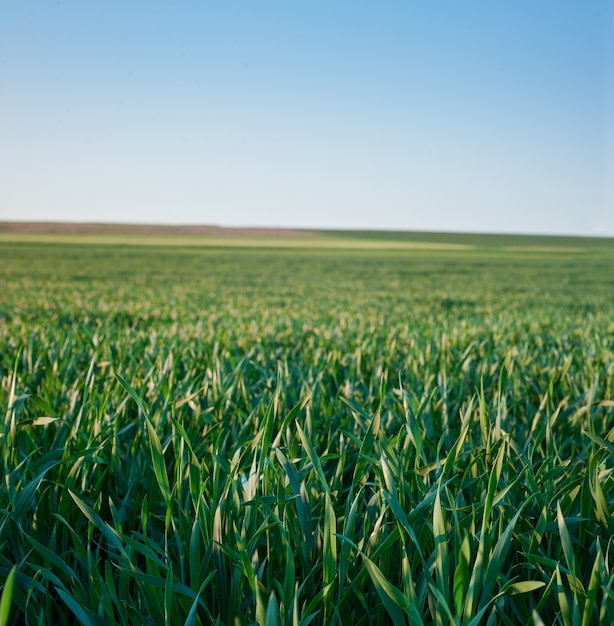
[
  {"left": 323, "top": 229, "right": 614, "bottom": 250},
  {"left": 1, "top": 237, "right": 613, "bottom": 624}
]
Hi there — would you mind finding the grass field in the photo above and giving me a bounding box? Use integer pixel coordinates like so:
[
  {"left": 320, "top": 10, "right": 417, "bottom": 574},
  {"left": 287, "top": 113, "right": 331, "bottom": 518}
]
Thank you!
[{"left": 1, "top": 231, "right": 614, "bottom": 625}]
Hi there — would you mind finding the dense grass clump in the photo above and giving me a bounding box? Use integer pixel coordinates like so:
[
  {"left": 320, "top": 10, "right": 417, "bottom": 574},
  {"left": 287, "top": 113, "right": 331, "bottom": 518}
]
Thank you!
[{"left": 1, "top": 238, "right": 614, "bottom": 625}]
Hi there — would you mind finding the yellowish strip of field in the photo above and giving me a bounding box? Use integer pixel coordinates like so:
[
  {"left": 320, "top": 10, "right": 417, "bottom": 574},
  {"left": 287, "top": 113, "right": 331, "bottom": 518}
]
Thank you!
[
  {"left": 501, "top": 245, "right": 583, "bottom": 253},
  {"left": 0, "top": 232, "right": 475, "bottom": 250}
]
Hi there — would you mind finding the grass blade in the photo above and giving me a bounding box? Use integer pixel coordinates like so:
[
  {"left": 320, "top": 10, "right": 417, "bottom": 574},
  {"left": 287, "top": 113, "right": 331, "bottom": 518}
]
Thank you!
[{"left": 0, "top": 566, "right": 16, "bottom": 626}]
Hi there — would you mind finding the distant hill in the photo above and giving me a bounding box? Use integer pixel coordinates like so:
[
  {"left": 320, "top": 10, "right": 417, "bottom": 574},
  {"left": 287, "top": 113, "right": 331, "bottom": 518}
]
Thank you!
[{"left": 0, "top": 222, "right": 311, "bottom": 237}]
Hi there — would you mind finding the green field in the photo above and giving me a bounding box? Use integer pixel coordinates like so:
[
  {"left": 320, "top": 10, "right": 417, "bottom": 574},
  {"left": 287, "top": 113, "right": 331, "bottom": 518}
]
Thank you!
[{"left": 1, "top": 233, "right": 614, "bottom": 625}]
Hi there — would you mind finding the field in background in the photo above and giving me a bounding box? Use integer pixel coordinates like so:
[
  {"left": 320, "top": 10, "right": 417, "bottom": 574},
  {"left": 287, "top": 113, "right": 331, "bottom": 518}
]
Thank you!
[
  {"left": 2, "top": 221, "right": 613, "bottom": 251},
  {"left": 1, "top": 231, "right": 614, "bottom": 624},
  {"left": 0, "top": 231, "right": 477, "bottom": 250}
]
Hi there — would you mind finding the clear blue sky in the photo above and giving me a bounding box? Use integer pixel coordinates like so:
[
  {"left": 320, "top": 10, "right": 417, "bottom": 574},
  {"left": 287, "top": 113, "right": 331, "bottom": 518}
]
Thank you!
[{"left": 1, "top": 1, "right": 613, "bottom": 235}]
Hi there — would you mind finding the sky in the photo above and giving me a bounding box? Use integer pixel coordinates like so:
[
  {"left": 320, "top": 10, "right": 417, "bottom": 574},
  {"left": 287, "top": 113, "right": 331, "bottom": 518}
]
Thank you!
[{"left": 1, "top": 1, "right": 613, "bottom": 236}]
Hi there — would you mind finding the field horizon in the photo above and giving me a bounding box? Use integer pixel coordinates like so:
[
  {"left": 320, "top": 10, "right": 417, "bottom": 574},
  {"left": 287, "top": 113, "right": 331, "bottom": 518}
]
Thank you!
[{"left": 1, "top": 220, "right": 613, "bottom": 251}]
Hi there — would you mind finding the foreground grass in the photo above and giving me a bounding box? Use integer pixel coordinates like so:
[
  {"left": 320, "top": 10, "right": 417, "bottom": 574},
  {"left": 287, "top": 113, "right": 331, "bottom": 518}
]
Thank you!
[{"left": 1, "top": 240, "right": 614, "bottom": 625}]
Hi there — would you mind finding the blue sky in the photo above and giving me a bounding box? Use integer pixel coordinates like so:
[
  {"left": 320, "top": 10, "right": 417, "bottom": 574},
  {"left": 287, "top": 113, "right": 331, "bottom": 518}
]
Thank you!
[{"left": 1, "top": 1, "right": 613, "bottom": 235}]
